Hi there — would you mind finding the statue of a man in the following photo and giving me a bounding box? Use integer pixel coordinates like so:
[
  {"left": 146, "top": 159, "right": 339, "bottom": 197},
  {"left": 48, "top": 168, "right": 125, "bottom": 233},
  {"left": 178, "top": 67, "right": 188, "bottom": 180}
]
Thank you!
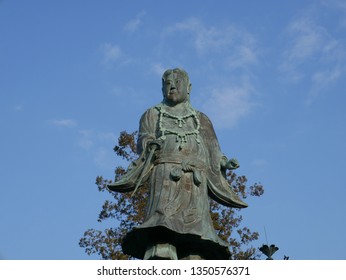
[{"left": 108, "top": 68, "right": 247, "bottom": 260}]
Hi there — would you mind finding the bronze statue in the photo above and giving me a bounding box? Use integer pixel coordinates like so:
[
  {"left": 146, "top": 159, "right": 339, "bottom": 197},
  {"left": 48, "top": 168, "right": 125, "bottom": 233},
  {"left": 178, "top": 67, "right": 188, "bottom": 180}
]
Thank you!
[{"left": 108, "top": 68, "right": 247, "bottom": 260}]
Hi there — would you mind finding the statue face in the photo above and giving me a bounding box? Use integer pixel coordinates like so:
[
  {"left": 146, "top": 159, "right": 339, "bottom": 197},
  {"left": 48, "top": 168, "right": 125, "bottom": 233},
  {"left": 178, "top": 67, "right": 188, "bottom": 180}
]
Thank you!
[{"left": 163, "top": 71, "right": 190, "bottom": 105}]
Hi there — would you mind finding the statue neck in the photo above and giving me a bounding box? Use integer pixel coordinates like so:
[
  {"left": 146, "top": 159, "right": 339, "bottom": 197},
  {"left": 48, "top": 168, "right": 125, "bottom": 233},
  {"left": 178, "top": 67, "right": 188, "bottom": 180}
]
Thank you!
[{"left": 162, "top": 100, "right": 192, "bottom": 115}]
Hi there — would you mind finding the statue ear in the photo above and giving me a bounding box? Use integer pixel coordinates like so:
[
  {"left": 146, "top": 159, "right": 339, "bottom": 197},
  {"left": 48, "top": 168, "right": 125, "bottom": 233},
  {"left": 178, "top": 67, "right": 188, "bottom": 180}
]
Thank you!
[{"left": 187, "top": 83, "right": 192, "bottom": 94}]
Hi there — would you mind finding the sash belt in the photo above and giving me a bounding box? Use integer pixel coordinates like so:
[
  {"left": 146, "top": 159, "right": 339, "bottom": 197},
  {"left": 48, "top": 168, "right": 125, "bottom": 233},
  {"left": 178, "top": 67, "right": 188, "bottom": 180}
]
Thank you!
[{"left": 154, "top": 154, "right": 206, "bottom": 186}]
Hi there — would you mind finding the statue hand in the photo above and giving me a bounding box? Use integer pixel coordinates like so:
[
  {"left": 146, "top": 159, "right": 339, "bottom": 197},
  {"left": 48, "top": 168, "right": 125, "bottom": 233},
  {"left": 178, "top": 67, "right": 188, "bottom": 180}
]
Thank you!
[
  {"left": 147, "top": 140, "right": 162, "bottom": 151},
  {"left": 225, "top": 158, "right": 240, "bottom": 170}
]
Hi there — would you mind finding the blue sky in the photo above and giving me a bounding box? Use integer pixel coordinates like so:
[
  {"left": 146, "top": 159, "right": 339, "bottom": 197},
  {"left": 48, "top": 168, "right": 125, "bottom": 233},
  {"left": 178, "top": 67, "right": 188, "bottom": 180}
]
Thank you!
[{"left": 1, "top": 0, "right": 346, "bottom": 260}]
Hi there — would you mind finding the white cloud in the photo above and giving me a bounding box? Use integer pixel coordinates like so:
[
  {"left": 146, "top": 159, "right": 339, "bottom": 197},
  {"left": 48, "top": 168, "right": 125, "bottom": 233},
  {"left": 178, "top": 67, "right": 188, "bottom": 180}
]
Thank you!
[
  {"left": 158, "top": 18, "right": 259, "bottom": 128},
  {"left": 100, "top": 43, "right": 122, "bottom": 63},
  {"left": 311, "top": 67, "right": 341, "bottom": 86},
  {"left": 188, "top": 20, "right": 229, "bottom": 53},
  {"left": 163, "top": 18, "right": 258, "bottom": 70},
  {"left": 169, "top": 18, "right": 234, "bottom": 54},
  {"left": 94, "top": 147, "right": 115, "bottom": 169},
  {"left": 100, "top": 43, "right": 134, "bottom": 67},
  {"left": 281, "top": 9, "right": 346, "bottom": 100},
  {"left": 320, "top": 0, "right": 346, "bottom": 30},
  {"left": 152, "top": 63, "right": 166, "bottom": 77},
  {"left": 78, "top": 129, "right": 117, "bottom": 169},
  {"left": 98, "top": 132, "right": 117, "bottom": 142},
  {"left": 124, "top": 11, "right": 146, "bottom": 32},
  {"left": 321, "top": 0, "right": 346, "bottom": 12},
  {"left": 78, "top": 129, "right": 94, "bottom": 150},
  {"left": 281, "top": 18, "right": 326, "bottom": 75},
  {"left": 48, "top": 119, "right": 77, "bottom": 127},
  {"left": 307, "top": 67, "right": 342, "bottom": 103},
  {"left": 226, "top": 45, "right": 258, "bottom": 70},
  {"left": 201, "top": 84, "right": 255, "bottom": 129}
]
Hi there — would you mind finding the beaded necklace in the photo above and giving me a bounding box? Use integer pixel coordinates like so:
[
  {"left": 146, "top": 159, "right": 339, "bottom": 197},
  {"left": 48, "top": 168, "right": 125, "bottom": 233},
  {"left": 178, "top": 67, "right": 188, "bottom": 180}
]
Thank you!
[{"left": 155, "top": 103, "right": 201, "bottom": 149}]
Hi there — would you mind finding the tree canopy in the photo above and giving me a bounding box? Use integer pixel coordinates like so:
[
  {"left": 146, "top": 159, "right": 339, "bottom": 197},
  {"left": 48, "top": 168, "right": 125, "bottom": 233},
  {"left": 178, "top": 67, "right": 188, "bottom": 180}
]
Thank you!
[{"left": 79, "top": 131, "right": 264, "bottom": 260}]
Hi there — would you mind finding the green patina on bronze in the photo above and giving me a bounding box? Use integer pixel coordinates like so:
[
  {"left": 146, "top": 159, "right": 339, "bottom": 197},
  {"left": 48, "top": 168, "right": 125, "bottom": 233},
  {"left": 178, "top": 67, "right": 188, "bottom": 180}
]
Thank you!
[{"left": 108, "top": 68, "right": 247, "bottom": 260}]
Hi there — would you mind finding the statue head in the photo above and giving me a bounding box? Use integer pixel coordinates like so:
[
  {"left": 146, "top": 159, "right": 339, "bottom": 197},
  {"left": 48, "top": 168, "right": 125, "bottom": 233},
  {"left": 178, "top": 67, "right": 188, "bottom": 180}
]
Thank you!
[{"left": 162, "top": 68, "right": 192, "bottom": 106}]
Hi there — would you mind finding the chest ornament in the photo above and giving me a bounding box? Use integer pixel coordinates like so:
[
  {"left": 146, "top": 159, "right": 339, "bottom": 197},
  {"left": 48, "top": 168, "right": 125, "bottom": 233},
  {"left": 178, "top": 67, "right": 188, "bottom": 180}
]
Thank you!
[{"left": 155, "top": 104, "right": 201, "bottom": 149}]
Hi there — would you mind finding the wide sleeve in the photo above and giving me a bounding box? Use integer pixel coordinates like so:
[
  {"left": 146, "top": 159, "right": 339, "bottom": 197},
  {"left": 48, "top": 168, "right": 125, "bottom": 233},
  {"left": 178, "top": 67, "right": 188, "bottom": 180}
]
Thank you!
[
  {"left": 137, "top": 107, "right": 158, "bottom": 154},
  {"left": 107, "top": 107, "right": 158, "bottom": 193},
  {"left": 198, "top": 112, "right": 248, "bottom": 208}
]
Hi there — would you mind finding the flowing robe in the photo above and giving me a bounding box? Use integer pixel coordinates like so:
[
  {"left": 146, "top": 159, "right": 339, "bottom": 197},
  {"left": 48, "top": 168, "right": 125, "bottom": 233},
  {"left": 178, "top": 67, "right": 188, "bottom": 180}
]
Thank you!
[{"left": 108, "top": 103, "right": 247, "bottom": 259}]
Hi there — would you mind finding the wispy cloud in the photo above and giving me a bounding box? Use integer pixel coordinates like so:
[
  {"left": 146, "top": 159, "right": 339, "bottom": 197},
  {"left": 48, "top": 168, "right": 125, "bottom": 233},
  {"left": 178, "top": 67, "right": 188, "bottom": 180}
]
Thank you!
[
  {"left": 124, "top": 11, "right": 146, "bottom": 33},
  {"left": 104, "top": 18, "right": 260, "bottom": 128},
  {"left": 48, "top": 120, "right": 116, "bottom": 168},
  {"left": 78, "top": 129, "right": 117, "bottom": 169},
  {"left": 100, "top": 42, "right": 134, "bottom": 67},
  {"left": 98, "top": 132, "right": 117, "bottom": 142},
  {"left": 94, "top": 147, "right": 115, "bottom": 169},
  {"left": 308, "top": 67, "right": 341, "bottom": 103},
  {"left": 281, "top": 17, "right": 327, "bottom": 77},
  {"left": 311, "top": 68, "right": 341, "bottom": 86},
  {"left": 226, "top": 44, "right": 258, "bottom": 70},
  {"left": 151, "top": 63, "right": 166, "bottom": 77},
  {"left": 48, "top": 119, "right": 77, "bottom": 127},
  {"left": 159, "top": 18, "right": 259, "bottom": 128},
  {"left": 100, "top": 43, "right": 122, "bottom": 63},
  {"left": 78, "top": 130, "right": 116, "bottom": 150},
  {"left": 280, "top": 7, "right": 346, "bottom": 101},
  {"left": 78, "top": 129, "right": 94, "bottom": 150},
  {"left": 201, "top": 83, "right": 255, "bottom": 129},
  {"left": 169, "top": 18, "right": 231, "bottom": 54},
  {"left": 321, "top": 0, "right": 346, "bottom": 30},
  {"left": 162, "top": 18, "right": 258, "bottom": 70}
]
